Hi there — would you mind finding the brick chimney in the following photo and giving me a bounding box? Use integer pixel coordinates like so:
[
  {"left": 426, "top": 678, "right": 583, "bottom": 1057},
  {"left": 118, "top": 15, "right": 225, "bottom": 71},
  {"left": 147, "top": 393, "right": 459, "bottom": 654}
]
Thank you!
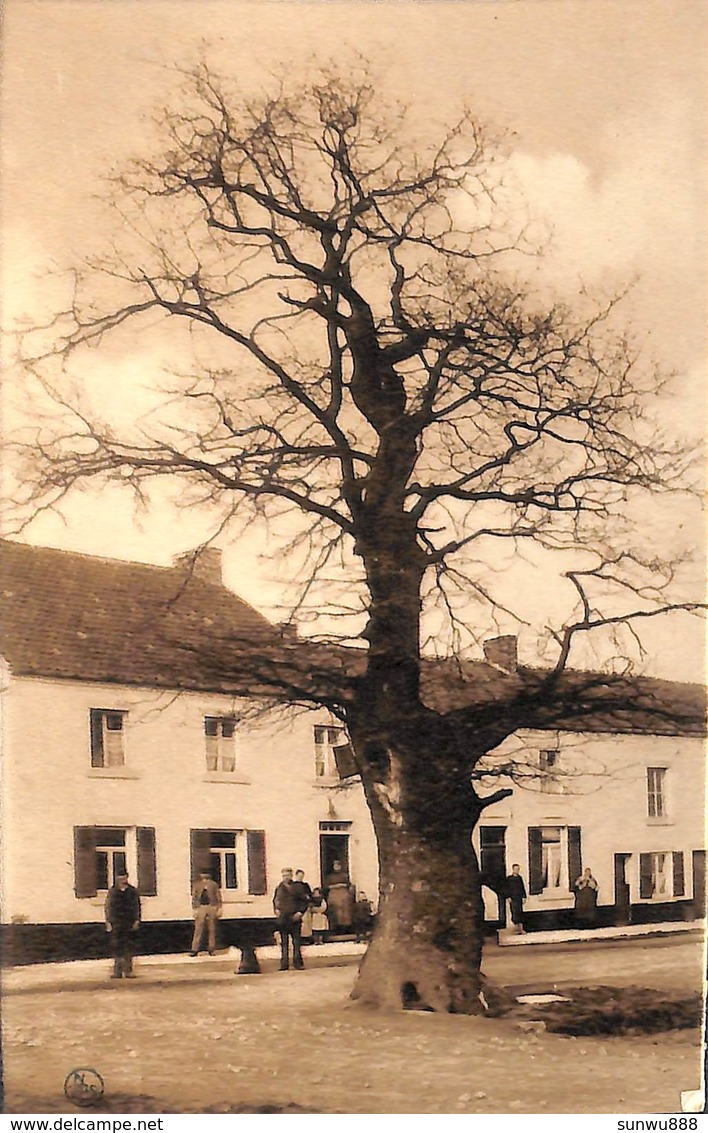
[
  {"left": 483, "top": 635, "right": 518, "bottom": 673},
  {"left": 172, "top": 547, "right": 223, "bottom": 586}
]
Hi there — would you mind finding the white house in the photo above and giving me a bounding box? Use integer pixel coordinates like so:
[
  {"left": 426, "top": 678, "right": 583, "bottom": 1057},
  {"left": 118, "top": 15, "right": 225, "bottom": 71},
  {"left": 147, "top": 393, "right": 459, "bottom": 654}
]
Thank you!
[
  {"left": 0, "top": 539, "right": 377, "bottom": 962},
  {"left": 0, "top": 538, "right": 704, "bottom": 963},
  {"left": 474, "top": 723, "right": 706, "bottom": 930}
]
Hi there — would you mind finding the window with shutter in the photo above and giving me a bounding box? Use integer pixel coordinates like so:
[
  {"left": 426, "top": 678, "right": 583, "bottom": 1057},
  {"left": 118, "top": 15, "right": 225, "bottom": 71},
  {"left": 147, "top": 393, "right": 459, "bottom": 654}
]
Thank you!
[
  {"left": 247, "top": 830, "right": 267, "bottom": 894},
  {"left": 314, "top": 724, "right": 356, "bottom": 779},
  {"left": 528, "top": 828, "right": 543, "bottom": 894},
  {"left": 190, "top": 829, "right": 213, "bottom": 883},
  {"left": 672, "top": 852, "right": 685, "bottom": 897},
  {"left": 74, "top": 827, "right": 98, "bottom": 897},
  {"left": 639, "top": 852, "right": 671, "bottom": 899},
  {"left": 639, "top": 853, "right": 654, "bottom": 898},
  {"left": 568, "top": 827, "right": 582, "bottom": 888},
  {"left": 137, "top": 827, "right": 157, "bottom": 896}
]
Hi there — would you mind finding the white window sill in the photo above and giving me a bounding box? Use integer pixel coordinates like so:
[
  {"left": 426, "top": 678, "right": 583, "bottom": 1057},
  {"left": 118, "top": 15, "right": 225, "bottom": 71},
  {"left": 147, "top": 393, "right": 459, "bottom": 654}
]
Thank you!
[
  {"left": 88, "top": 768, "right": 139, "bottom": 780},
  {"left": 535, "top": 891, "right": 573, "bottom": 903},
  {"left": 646, "top": 816, "right": 673, "bottom": 826},
  {"left": 202, "top": 774, "right": 251, "bottom": 785},
  {"left": 222, "top": 894, "right": 256, "bottom": 904}
]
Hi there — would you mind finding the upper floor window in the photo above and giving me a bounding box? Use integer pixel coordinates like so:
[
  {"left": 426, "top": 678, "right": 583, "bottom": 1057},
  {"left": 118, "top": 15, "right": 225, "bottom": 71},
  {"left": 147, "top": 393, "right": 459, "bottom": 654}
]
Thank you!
[
  {"left": 647, "top": 767, "right": 667, "bottom": 818},
  {"left": 314, "top": 725, "right": 347, "bottom": 779},
  {"left": 539, "top": 749, "right": 562, "bottom": 793},
  {"left": 205, "top": 716, "right": 237, "bottom": 772},
  {"left": 90, "top": 709, "right": 126, "bottom": 768}
]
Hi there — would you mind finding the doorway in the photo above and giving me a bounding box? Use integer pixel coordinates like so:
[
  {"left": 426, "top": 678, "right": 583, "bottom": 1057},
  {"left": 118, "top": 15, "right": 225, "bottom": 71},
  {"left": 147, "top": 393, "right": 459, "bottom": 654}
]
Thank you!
[
  {"left": 479, "top": 826, "right": 507, "bottom": 924},
  {"left": 614, "top": 853, "right": 632, "bottom": 924},
  {"left": 319, "top": 822, "right": 351, "bottom": 887}
]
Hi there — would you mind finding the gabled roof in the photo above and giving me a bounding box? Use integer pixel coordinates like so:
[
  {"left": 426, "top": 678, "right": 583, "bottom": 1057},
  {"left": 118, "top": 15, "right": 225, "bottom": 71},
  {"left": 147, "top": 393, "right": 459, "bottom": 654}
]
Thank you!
[
  {"left": 0, "top": 539, "right": 705, "bottom": 737},
  {"left": 419, "top": 660, "right": 707, "bottom": 738},
  {"left": 0, "top": 539, "right": 275, "bottom": 693}
]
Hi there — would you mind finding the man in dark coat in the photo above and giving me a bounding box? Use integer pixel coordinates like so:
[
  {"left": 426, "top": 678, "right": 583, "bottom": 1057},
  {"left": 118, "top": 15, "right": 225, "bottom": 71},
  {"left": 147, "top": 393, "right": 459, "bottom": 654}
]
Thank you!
[
  {"left": 105, "top": 870, "right": 141, "bottom": 978},
  {"left": 273, "top": 868, "right": 309, "bottom": 971},
  {"left": 505, "top": 863, "right": 527, "bottom": 934}
]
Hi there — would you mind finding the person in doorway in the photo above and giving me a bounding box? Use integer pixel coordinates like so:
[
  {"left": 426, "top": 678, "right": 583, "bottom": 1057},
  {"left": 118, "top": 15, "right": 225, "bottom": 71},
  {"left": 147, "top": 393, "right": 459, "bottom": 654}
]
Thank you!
[
  {"left": 105, "top": 870, "right": 141, "bottom": 978},
  {"left": 324, "top": 859, "right": 354, "bottom": 933},
  {"left": 573, "top": 867, "right": 599, "bottom": 926},
  {"left": 504, "top": 863, "right": 527, "bottom": 934},
  {"left": 190, "top": 869, "right": 223, "bottom": 956},
  {"left": 273, "top": 867, "right": 309, "bottom": 970}
]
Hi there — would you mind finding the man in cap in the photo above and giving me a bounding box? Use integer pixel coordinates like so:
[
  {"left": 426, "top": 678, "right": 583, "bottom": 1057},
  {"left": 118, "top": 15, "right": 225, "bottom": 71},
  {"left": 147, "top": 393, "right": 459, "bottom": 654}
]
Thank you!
[
  {"left": 105, "top": 869, "right": 141, "bottom": 978},
  {"left": 190, "top": 868, "right": 223, "bottom": 956},
  {"left": 273, "top": 867, "right": 309, "bottom": 970}
]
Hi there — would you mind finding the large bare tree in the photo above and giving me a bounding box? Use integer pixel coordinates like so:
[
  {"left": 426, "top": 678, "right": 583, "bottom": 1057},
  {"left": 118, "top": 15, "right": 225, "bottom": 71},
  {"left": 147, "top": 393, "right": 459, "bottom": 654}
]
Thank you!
[{"left": 12, "top": 66, "right": 703, "bottom": 1012}]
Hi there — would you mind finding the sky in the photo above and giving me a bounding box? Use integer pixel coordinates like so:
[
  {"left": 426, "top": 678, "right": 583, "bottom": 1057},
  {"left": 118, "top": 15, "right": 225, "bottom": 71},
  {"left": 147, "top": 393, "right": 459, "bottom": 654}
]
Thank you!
[{"left": 1, "top": 0, "right": 706, "bottom": 679}]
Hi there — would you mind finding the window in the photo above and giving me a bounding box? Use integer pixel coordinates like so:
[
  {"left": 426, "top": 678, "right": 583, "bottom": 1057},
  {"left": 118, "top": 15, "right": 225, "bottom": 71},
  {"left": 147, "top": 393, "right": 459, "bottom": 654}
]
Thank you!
[
  {"left": 539, "top": 749, "right": 562, "bottom": 794},
  {"left": 640, "top": 851, "right": 684, "bottom": 900},
  {"left": 204, "top": 716, "right": 238, "bottom": 772},
  {"left": 314, "top": 725, "right": 356, "bottom": 779},
  {"left": 528, "top": 826, "right": 582, "bottom": 895},
  {"left": 647, "top": 767, "right": 667, "bottom": 818},
  {"left": 190, "top": 829, "right": 267, "bottom": 896},
  {"left": 73, "top": 826, "right": 156, "bottom": 897},
  {"left": 90, "top": 709, "right": 127, "bottom": 768}
]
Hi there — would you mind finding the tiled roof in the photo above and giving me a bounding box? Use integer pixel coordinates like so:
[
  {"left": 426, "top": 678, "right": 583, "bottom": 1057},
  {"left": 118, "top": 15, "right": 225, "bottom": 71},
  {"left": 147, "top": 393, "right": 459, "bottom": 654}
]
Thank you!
[
  {"left": 0, "top": 539, "right": 275, "bottom": 693},
  {"left": 0, "top": 539, "right": 704, "bottom": 736},
  {"left": 419, "top": 660, "right": 707, "bottom": 738}
]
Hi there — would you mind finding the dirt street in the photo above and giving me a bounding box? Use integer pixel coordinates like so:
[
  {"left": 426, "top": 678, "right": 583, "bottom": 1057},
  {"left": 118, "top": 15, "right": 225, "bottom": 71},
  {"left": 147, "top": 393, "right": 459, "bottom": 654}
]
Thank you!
[{"left": 2, "top": 937, "right": 704, "bottom": 1115}]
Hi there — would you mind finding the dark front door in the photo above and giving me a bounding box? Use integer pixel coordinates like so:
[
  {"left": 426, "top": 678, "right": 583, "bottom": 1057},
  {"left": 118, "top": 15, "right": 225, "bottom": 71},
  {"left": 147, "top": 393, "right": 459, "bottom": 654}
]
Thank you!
[
  {"left": 480, "top": 826, "right": 507, "bottom": 924},
  {"left": 614, "top": 853, "right": 632, "bottom": 924},
  {"left": 692, "top": 850, "right": 706, "bottom": 917},
  {"left": 320, "top": 833, "right": 350, "bottom": 887}
]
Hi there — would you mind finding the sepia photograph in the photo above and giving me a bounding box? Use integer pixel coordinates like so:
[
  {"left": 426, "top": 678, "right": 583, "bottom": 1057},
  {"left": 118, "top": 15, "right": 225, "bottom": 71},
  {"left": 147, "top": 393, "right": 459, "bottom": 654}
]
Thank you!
[{"left": 1, "top": 0, "right": 706, "bottom": 1120}]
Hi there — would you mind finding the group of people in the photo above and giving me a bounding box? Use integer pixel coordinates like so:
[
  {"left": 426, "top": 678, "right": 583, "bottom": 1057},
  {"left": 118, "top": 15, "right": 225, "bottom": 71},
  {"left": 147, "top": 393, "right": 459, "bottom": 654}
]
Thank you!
[
  {"left": 104, "top": 861, "right": 375, "bottom": 979},
  {"left": 273, "top": 864, "right": 374, "bottom": 971},
  {"left": 504, "top": 863, "right": 599, "bottom": 933}
]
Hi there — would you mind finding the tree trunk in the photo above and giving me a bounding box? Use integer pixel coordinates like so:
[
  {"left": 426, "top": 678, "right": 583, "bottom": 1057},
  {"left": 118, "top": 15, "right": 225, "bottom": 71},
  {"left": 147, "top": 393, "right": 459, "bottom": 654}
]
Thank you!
[{"left": 347, "top": 720, "right": 508, "bottom": 1015}]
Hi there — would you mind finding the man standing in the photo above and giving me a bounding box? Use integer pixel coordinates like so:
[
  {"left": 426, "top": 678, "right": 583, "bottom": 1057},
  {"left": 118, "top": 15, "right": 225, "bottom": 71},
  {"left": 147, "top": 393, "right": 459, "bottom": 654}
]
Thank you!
[
  {"left": 105, "top": 869, "right": 141, "bottom": 978},
  {"left": 505, "top": 863, "right": 527, "bottom": 934},
  {"left": 190, "top": 869, "right": 223, "bottom": 956},
  {"left": 273, "top": 867, "right": 309, "bottom": 971}
]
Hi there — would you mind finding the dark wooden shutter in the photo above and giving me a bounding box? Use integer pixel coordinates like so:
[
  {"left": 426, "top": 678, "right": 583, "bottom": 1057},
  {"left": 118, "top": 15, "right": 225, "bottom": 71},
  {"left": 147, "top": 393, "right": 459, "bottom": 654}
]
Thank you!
[
  {"left": 639, "top": 853, "right": 654, "bottom": 899},
  {"left": 528, "top": 828, "right": 543, "bottom": 894},
  {"left": 672, "top": 851, "right": 685, "bottom": 897},
  {"left": 333, "top": 742, "right": 358, "bottom": 780},
  {"left": 567, "top": 827, "right": 582, "bottom": 890},
  {"left": 89, "top": 709, "right": 104, "bottom": 767},
  {"left": 74, "top": 827, "right": 97, "bottom": 897},
  {"left": 137, "top": 827, "right": 157, "bottom": 896},
  {"left": 247, "top": 830, "right": 267, "bottom": 894},
  {"left": 190, "top": 829, "right": 212, "bottom": 884}
]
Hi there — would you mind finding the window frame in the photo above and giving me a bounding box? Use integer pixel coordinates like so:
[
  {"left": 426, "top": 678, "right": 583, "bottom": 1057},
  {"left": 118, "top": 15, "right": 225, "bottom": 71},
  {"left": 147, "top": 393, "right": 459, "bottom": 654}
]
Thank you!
[
  {"left": 204, "top": 715, "right": 238, "bottom": 773},
  {"left": 89, "top": 708, "right": 128, "bottom": 769},
  {"left": 73, "top": 825, "right": 157, "bottom": 898},
  {"left": 190, "top": 828, "right": 267, "bottom": 898},
  {"left": 539, "top": 749, "right": 562, "bottom": 794},
  {"left": 646, "top": 767, "right": 668, "bottom": 819},
  {"left": 314, "top": 724, "right": 347, "bottom": 779}
]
